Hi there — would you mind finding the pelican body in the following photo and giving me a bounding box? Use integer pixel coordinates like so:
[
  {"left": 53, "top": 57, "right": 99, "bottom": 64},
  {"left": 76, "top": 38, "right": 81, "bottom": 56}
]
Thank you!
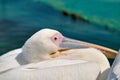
[{"left": 0, "top": 28, "right": 117, "bottom": 80}]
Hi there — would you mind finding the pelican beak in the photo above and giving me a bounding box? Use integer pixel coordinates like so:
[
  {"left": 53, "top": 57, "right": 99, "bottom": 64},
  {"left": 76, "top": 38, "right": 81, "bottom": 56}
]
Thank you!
[
  {"left": 59, "top": 37, "right": 118, "bottom": 59},
  {"left": 80, "top": 42, "right": 117, "bottom": 59}
]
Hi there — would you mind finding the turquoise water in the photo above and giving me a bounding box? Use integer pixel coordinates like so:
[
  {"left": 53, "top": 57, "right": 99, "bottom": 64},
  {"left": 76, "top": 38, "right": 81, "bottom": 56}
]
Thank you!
[
  {"left": 40, "top": 0, "right": 120, "bottom": 32},
  {"left": 0, "top": 0, "right": 119, "bottom": 65}
]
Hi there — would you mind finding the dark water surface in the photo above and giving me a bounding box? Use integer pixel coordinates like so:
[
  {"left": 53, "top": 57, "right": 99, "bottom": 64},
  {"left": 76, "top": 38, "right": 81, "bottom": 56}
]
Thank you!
[{"left": 0, "top": 0, "right": 120, "bottom": 65}]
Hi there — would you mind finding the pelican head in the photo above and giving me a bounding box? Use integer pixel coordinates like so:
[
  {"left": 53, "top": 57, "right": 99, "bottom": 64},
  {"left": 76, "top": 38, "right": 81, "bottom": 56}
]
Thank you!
[{"left": 22, "top": 29, "right": 64, "bottom": 63}]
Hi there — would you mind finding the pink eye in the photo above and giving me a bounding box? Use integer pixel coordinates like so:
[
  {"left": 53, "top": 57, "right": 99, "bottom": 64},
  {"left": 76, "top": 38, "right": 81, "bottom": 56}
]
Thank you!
[{"left": 51, "top": 33, "right": 63, "bottom": 46}]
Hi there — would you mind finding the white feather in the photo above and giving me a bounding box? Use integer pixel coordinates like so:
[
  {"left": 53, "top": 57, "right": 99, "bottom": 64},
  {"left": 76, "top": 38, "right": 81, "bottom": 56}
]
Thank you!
[
  {"left": 108, "top": 50, "right": 120, "bottom": 80},
  {"left": 0, "top": 49, "right": 22, "bottom": 72},
  {"left": 0, "top": 59, "right": 100, "bottom": 80}
]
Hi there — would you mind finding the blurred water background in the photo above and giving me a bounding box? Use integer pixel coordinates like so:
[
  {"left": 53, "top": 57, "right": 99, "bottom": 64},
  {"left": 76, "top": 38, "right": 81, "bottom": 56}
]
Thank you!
[
  {"left": 40, "top": 0, "right": 120, "bottom": 32},
  {"left": 0, "top": 0, "right": 120, "bottom": 65}
]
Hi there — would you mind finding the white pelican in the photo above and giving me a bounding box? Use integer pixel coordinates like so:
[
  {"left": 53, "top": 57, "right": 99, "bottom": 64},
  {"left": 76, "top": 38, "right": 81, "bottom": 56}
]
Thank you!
[
  {"left": 0, "top": 28, "right": 117, "bottom": 80},
  {"left": 107, "top": 50, "right": 120, "bottom": 80}
]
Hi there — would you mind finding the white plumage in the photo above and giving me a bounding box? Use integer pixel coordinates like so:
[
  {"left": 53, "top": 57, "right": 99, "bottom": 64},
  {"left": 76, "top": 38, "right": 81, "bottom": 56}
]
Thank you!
[
  {"left": 0, "top": 59, "right": 100, "bottom": 80},
  {"left": 108, "top": 50, "right": 120, "bottom": 80},
  {"left": 0, "top": 28, "right": 112, "bottom": 80}
]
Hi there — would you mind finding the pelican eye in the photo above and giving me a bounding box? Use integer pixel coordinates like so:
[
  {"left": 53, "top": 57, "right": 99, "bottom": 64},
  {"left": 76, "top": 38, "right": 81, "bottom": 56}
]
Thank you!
[{"left": 54, "top": 37, "right": 57, "bottom": 40}]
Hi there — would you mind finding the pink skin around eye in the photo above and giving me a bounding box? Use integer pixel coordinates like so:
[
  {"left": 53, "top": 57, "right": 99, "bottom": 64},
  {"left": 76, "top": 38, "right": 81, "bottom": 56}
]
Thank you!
[{"left": 51, "top": 33, "right": 64, "bottom": 47}]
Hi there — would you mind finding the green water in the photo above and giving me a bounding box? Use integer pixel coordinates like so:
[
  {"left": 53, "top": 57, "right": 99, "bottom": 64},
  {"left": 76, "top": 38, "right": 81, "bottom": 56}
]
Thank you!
[{"left": 40, "top": 0, "right": 120, "bottom": 32}]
